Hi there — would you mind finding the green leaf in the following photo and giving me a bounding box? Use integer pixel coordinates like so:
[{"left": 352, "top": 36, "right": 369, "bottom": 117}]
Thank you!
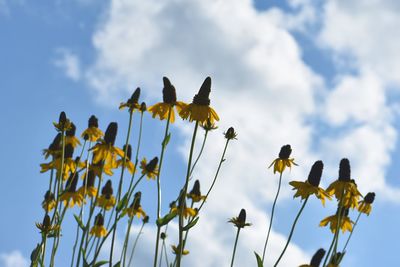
[
  {"left": 182, "top": 217, "right": 199, "bottom": 231},
  {"left": 74, "top": 214, "right": 85, "bottom": 230},
  {"left": 254, "top": 252, "right": 264, "bottom": 267},
  {"left": 116, "top": 192, "right": 129, "bottom": 212},
  {"left": 162, "top": 133, "right": 171, "bottom": 147},
  {"left": 112, "top": 262, "right": 121, "bottom": 267},
  {"left": 156, "top": 212, "right": 176, "bottom": 227},
  {"left": 30, "top": 243, "right": 41, "bottom": 267}
]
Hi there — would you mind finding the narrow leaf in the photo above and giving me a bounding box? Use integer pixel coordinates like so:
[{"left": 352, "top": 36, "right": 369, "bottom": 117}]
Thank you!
[
  {"left": 254, "top": 252, "right": 264, "bottom": 267},
  {"left": 182, "top": 217, "right": 199, "bottom": 231}
]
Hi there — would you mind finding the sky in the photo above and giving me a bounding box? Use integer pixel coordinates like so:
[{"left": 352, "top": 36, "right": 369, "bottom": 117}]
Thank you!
[{"left": 1, "top": 0, "right": 400, "bottom": 266}]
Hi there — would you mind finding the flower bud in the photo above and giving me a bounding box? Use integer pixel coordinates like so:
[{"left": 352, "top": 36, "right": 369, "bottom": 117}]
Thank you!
[{"left": 224, "top": 127, "right": 237, "bottom": 140}]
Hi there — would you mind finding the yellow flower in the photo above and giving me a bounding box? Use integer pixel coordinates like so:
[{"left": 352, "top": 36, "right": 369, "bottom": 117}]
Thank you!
[
  {"left": 358, "top": 192, "right": 375, "bottom": 215},
  {"left": 170, "top": 198, "right": 197, "bottom": 219},
  {"left": 140, "top": 157, "right": 159, "bottom": 179},
  {"left": 171, "top": 245, "right": 189, "bottom": 256},
  {"left": 148, "top": 77, "right": 188, "bottom": 123},
  {"left": 61, "top": 173, "right": 84, "bottom": 208},
  {"left": 91, "top": 122, "right": 125, "bottom": 171},
  {"left": 36, "top": 214, "right": 60, "bottom": 234},
  {"left": 326, "top": 159, "right": 361, "bottom": 208},
  {"left": 126, "top": 192, "right": 146, "bottom": 219},
  {"left": 77, "top": 171, "right": 98, "bottom": 199},
  {"left": 90, "top": 213, "right": 107, "bottom": 238},
  {"left": 42, "top": 191, "right": 56, "bottom": 212},
  {"left": 299, "top": 248, "right": 325, "bottom": 267},
  {"left": 65, "top": 123, "right": 81, "bottom": 148},
  {"left": 42, "top": 133, "right": 61, "bottom": 159},
  {"left": 96, "top": 180, "right": 116, "bottom": 210},
  {"left": 268, "top": 144, "right": 297, "bottom": 174},
  {"left": 289, "top": 161, "right": 331, "bottom": 205},
  {"left": 40, "top": 144, "right": 77, "bottom": 181},
  {"left": 178, "top": 77, "right": 220, "bottom": 124},
  {"left": 81, "top": 115, "right": 104, "bottom": 142},
  {"left": 119, "top": 88, "right": 141, "bottom": 112},
  {"left": 187, "top": 180, "right": 206, "bottom": 203},
  {"left": 228, "top": 209, "right": 251, "bottom": 228},
  {"left": 319, "top": 208, "right": 353, "bottom": 233},
  {"left": 53, "top": 111, "right": 72, "bottom": 132},
  {"left": 116, "top": 145, "right": 136, "bottom": 175}
]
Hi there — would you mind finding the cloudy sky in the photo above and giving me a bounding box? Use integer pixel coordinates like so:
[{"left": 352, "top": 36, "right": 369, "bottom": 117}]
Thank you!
[{"left": 1, "top": 0, "right": 400, "bottom": 266}]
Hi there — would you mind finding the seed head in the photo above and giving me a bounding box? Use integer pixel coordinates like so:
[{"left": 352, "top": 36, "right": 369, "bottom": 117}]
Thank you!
[
  {"left": 278, "top": 144, "right": 292, "bottom": 159},
  {"left": 104, "top": 122, "right": 118, "bottom": 145},
  {"left": 192, "top": 77, "right": 211, "bottom": 105},
  {"left": 364, "top": 192, "right": 375, "bottom": 204},
  {"left": 162, "top": 77, "right": 177, "bottom": 104},
  {"left": 310, "top": 248, "right": 325, "bottom": 267},
  {"left": 307, "top": 161, "right": 324, "bottom": 187},
  {"left": 338, "top": 158, "right": 351, "bottom": 182},
  {"left": 88, "top": 115, "right": 99, "bottom": 128}
]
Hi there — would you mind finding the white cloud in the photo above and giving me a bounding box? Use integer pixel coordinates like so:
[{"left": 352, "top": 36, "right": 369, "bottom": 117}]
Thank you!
[
  {"left": 0, "top": 251, "right": 28, "bottom": 267},
  {"left": 54, "top": 48, "right": 81, "bottom": 81},
  {"left": 319, "top": 0, "right": 400, "bottom": 86}
]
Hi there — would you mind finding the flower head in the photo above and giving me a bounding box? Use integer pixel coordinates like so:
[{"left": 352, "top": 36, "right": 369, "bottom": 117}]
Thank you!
[
  {"left": 42, "top": 190, "right": 56, "bottom": 212},
  {"left": 119, "top": 88, "right": 141, "bottom": 112},
  {"left": 140, "top": 102, "right": 147, "bottom": 113},
  {"left": 61, "top": 173, "right": 84, "bottom": 208},
  {"left": 53, "top": 111, "right": 72, "bottom": 132},
  {"left": 116, "top": 144, "right": 135, "bottom": 174},
  {"left": 36, "top": 214, "right": 60, "bottom": 234},
  {"left": 187, "top": 180, "right": 206, "bottom": 203},
  {"left": 65, "top": 123, "right": 81, "bottom": 148},
  {"left": 90, "top": 213, "right": 107, "bottom": 238},
  {"left": 229, "top": 209, "right": 251, "bottom": 228},
  {"left": 289, "top": 161, "right": 331, "bottom": 205},
  {"left": 178, "top": 77, "right": 219, "bottom": 124},
  {"left": 148, "top": 77, "right": 187, "bottom": 123},
  {"left": 171, "top": 244, "right": 189, "bottom": 256},
  {"left": 358, "top": 192, "right": 375, "bottom": 215},
  {"left": 299, "top": 248, "right": 325, "bottom": 267},
  {"left": 77, "top": 170, "right": 98, "bottom": 199},
  {"left": 91, "top": 122, "right": 124, "bottom": 171},
  {"left": 140, "top": 157, "right": 159, "bottom": 179},
  {"left": 43, "top": 133, "right": 61, "bottom": 159},
  {"left": 96, "top": 180, "right": 116, "bottom": 210},
  {"left": 126, "top": 192, "right": 146, "bottom": 218},
  {"left": 40, "top": 144, "right": 77, "bottom": 181},
  {"left": 171, "top": 192, "right": 197, "bottom": 218},
  {"left": 224, "top": 127, "right": 237, "bottom": 140},
  {"left": 319, "top": 207, "right": 353, "bottom": 233},
  {"left": 326, "top": 159, "right": 361, "bottom": 208},
  {"left": 200, "top": 119, "right": 218, "bottom": 132},
  {"left": 269, "top": 144, "right": 297, "bottom": 174},
  {"left": 81, "top": 115, "right": 104, "bottom": 142}
]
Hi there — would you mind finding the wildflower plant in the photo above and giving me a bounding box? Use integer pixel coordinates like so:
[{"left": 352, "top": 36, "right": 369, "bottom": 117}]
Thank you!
[{"left": 30, "top": 76, "right": 375, "bottom": 267}]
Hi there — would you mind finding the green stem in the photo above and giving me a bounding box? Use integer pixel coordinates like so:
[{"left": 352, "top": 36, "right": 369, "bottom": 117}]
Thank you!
[
  {"left": 121, "top": 217, "right": 133, "bottom": 265},
  {"left": 127, "top": 220, "right": 146, "bottom": 267},
  {"left": 274, "top": 197, "right": 309, "bottom": 266},
  {"left": 109, "top": 111, "right": 135, "bottom": 267},
  {"left": 230, "top": 228, "right": 241, "bottom": 267},
  {"left": 177, "top": 122, "right": 199, "bottom": 267},
  {"left": 154, "top": 108, "right": 172, "bottom": 267},
  {"left": 341, "top": 211, "right": 362, "bottom": 254},
  {"left": 189, "top": 130, "right": 208, "bottom": 178},
  {"left": 71, "top": 141, "right": 92, "bottom": 267},
  {"left": 262, "top": 172, "right": 283, "bottom": 263},
  {"left": 323, "top": 187, "right": 345, "bottom": 267}
]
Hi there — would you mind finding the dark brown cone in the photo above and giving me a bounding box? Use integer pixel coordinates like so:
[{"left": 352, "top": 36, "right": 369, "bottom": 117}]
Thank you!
[
  {"left": 162, "top": 77, "right": 177, "bottom": 104},
  {"left": 104, "top": 122, "right": 118, "bottom": 145},
  {"left": 192, "top": 77, "right": 211, "bottom": 105}
]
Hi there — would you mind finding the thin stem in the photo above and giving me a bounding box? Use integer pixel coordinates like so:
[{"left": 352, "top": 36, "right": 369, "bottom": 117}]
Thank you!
[
  {"left": 323, "top": 188, "right": 345, "bottom": 267},
  {"left": 262, "top": 172, "right": 283, "bottom": 263},
  {"left": 341, "top": 211, "right": 362, "bottom": 254},
  {"left": 176, "top": 122, "right": 199, "bottom": 267},
  {"left": 189, "top": 130, "right": 208, "bottom": 178},
  {"left": 154, "top": 108, "right": 172, "bottom": 267},
  {"left": 274, "top": 197, "right": 309, "bottom": 266},
  {"left": 127, "top": 220, "right": 146, "bottom": 267},
  {"left": 109, "top": 110, "right": 135, "bottom": 266},
  {"left": 230, "top": 228, "right": 241, "bottom": 267},
  {"left": 121, "top": 217, "right": 133, "bottom": 265}
]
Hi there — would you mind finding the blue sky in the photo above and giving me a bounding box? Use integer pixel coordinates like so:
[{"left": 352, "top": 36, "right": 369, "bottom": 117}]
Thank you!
[{"left": 1, "top": 0, "right": 400, "bottom": 266}]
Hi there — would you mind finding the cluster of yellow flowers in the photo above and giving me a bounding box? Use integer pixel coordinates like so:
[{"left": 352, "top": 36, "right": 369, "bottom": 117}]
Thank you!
[{"left": 31, "top": 76, "right": 375, "bottom": 267}]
